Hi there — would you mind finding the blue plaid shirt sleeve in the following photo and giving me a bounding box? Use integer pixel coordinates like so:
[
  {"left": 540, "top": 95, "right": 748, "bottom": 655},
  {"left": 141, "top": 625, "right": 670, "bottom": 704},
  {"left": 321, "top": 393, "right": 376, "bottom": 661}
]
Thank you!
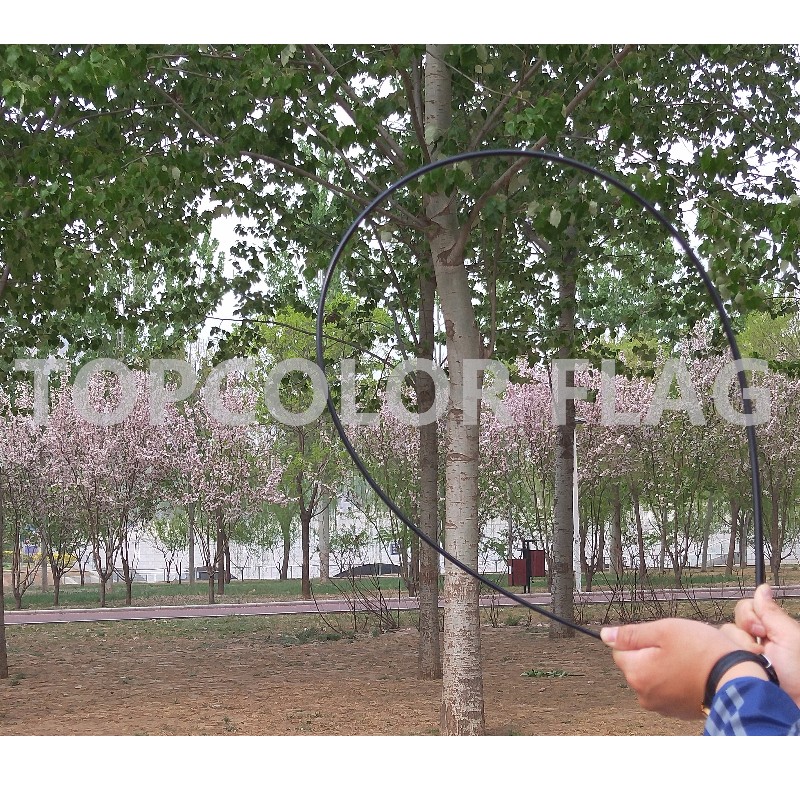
[{"left": 704, "top": 677, "right": 800, "bottom": 736}]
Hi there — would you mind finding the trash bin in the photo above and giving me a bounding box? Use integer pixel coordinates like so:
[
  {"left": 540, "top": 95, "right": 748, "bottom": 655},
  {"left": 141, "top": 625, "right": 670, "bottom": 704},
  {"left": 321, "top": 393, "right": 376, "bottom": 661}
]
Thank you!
[
  {"left": 509, "top": 558, "right": 528, "bottom": 586},
  {"left": 529, "top": 549, "right": 546, "bottom": 578}
]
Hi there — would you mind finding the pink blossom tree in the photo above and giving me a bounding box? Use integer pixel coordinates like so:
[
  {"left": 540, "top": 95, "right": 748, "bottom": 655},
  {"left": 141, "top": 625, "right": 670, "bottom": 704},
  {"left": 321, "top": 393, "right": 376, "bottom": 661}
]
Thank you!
[
  {"left": 0, "top": 386, "right": 44, "bottom": 608},
  {"left": 483, "top": 366, "right": 558, "bottom": 572},
  {"left": 46, "top": 371, "right": 171, "bottom": 606},
  {"left": 347, "top": 390, "right": 422, "bottom": 593},
  {"left": 743, "top": 367, "right": 800, "bottom": 582},
  {"left": 164, "top": 378, "right": 283, "bottom": 604}
]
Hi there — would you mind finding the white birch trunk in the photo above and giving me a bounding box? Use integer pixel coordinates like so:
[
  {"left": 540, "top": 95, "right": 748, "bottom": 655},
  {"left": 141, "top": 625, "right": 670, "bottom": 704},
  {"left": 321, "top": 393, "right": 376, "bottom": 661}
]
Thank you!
[{"left": 425, "top": 43, "right": 485, "bottom": 734}]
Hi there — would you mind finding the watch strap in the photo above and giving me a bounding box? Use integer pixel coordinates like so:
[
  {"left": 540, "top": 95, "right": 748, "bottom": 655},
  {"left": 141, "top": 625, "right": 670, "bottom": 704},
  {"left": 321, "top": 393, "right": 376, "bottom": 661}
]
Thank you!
[{"left": 702, "top": 650, "right": 779, "bottom": 713}]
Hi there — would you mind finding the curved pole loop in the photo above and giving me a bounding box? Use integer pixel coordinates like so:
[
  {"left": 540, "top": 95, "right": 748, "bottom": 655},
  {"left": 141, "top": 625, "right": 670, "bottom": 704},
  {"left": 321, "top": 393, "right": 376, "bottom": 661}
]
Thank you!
[{"left": 316, "top": 149, "right": 765, "bottom": 640}]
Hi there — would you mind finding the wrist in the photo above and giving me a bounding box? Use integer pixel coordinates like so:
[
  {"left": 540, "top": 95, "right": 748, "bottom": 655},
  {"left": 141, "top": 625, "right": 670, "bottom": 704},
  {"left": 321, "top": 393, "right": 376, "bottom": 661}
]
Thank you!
[
  {"left": 713, "top": 662, "right": 772, "bottom": 692},
  {"left": 702, "top": 650, "right": 779, "bottom": 715}
]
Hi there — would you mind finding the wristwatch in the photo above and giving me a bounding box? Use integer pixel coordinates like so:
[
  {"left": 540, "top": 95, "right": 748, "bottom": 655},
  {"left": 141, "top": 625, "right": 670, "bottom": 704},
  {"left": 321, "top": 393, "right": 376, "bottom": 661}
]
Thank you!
[{"left": 701, "top": 650, "right": 780, "bottom": 716}]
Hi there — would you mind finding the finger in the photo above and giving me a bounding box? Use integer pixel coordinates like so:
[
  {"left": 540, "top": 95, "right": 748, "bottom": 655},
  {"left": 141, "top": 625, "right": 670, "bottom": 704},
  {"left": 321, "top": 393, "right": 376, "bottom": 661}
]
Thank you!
[
  {"left": 753, "top": 582, "right": 781, "bottom": 620},
  {"left": 611, "top": 648, "right": 656, "bottom": 684},
  {"left": 752, "top": 582, "right": 794, "bottom": 635},
  {"left": 734, "top": 598, "right": 766, "bottom": 639},
  {"left": 603, "top": 620, "right": 666, "bottom": 652},
  {"left": 754, "top": 582, "right": 774, "bottom": 607},
  {"left": 600, "top": 626, "right": 618, "bottom": 646},
  {"left": 719, "top": 622, "right": 761, "bottom": 651}
]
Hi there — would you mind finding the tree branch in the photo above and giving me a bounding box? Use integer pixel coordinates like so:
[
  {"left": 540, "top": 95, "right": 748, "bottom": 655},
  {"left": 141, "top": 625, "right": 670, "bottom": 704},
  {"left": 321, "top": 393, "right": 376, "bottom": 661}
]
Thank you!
[
  {"left": 561, "top": 44, "right": 637, "bottom": 122},
  {"left": 371, "top": 222, "right": 420, "bottom": 350},
  {"left": 304, "top": 45, "right": 408, "bottom": 172},
  {"left": 63, "top": 103, "right": 171, "bottom": 130},
  {"left": 469, "top": 55, "right": 544, "bottom": 149},
  {"left": 145, "top": 77, "right": 220, "bottom": 143},
  {"left": 240, "top": 150, "right": 426, "bottom": 233},
  {"left": 208, "top": 315, "right": 398, "bottom": 367},
  {"left": 32, "top": 96, "right": 61, "bottom": 134},
  {"left": 391, "top": 45, "right": 430, "bottom": 162},
  {"left": 451, "top": 45, "right": 638, "bottom": 258},
  {"left": 304, "top": 121, "right": 387, "bottom": 197},
  {"left": 0, "top": 259, "right": 10, "bottom": 301}
]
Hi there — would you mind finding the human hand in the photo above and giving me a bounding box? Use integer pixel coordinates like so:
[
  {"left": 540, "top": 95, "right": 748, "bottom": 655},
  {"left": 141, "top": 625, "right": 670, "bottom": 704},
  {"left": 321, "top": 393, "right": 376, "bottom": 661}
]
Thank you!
[
  {"left": 601, "top": 618, "right": 764, "bottom": 720},
  {"left": 734, "top": 583, "right": 800, "bottom": 706}
]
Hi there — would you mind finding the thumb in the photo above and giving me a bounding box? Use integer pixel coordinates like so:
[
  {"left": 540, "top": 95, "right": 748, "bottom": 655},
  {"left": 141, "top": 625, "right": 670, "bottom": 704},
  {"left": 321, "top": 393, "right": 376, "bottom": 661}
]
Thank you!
[
  {"left": 601, "top": 621, "right": 662, "bottom": 651},
  {"left": 753, "top": 583, "right": 792, "bottom": 634}
]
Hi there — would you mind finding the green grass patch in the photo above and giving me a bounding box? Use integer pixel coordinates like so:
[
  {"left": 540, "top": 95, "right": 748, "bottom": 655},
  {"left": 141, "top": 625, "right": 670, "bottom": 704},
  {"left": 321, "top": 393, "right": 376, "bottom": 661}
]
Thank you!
[
  {"left": 4, "top": 575, "right": 408, "bottom": 611},
  {"left": 8, "top": 567, "right": 800, "bottom": 616},
  {"left": 521, "top": 668, "right": 575, "bottom": 678}
]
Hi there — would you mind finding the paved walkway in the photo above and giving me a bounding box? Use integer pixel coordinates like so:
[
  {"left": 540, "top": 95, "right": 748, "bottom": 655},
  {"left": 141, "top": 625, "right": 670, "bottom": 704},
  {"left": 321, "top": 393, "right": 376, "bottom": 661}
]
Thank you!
[
  {"left": 4, "top": 595, "right": 519, "bottom": 625},
  {"left": 5, "top": 584, "right": 799, "bottom": 625}
]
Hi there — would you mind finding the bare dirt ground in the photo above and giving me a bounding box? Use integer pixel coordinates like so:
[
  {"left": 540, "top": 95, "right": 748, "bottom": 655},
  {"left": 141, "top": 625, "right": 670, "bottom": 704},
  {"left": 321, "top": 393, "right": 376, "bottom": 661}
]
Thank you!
[{"left": 0, "top": 615, "right": 701, "bottom": 736}]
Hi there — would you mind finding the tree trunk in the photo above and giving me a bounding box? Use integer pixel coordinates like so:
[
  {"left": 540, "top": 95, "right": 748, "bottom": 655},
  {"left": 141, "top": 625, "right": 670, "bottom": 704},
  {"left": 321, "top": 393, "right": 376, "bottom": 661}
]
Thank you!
[
  {"left": 280, "top": 515, "right": 291, "bottom": 580},
  {"left": 658, "top": 507, "right": 667, "bottom": 573},
  {"left": 408, "top": 533, "right": 419, "bottom": 598},
  {"left": 318, "top": 492, "right": 331, "bottom": 581},
  {"left": 551, "top": 259, "right": 577, "bottom": 639},
  {"left": 417, "top": 419, "right": 442, "bottom": 681},
  {"left": 216, "top": 513, "right": 225, "bottom": 597},
  {"left": 0, "top": 536, "right": 8, "bottom": 678},
  {"left": 769, "top": 482, "right": 781, "bottom": 581},
  {"left": 53, "top": 574, "right": 61, "bottom": 606},
  {"left": 188, "top": 502, "right": 195, "bottom": 585},
  {"left": 580, "top": 515, "right": 589, "bottom": 580},
  {"left": 417, "top": 268, "right": 441, "bottom": 680},
  {"left": 740, "top": 510, "right": 750, "bottom": 570},
  {"left": 0, "top": 483, "right": 7, "bottom": 679},
  {"left": 91, "top": 517, "right": 115, "bottom": 609},
  {"left": 586, "top": 517, "right": 603, "bottom": 593},
  {"left": 439, "top": 410, "right": 484, "bottom": 736},
  {"left": 582, "top": 516, "right": 591, "bottom": 593},
  {"left": 610, "top": 483, "right": 624, "bottom": 577},
  {"left": 425, "top": 43, "right": 484, "bottom": 735},
  {"left": 300, "top": 510, "right": 311, "bottom": 600},
  {"left": 507, "top": 502, "right": 514, "bottom": 566},
  {"left": 40, "top": 542, "right": 49, "bottom": 590},
  {"left": 122, "top": 558, "right": 133, "bottom": 606},
  {"left": 631, "top": 484, "right": 647, "bottom": 586},
  {"left": 700, "top": 494, "right": 713, "bottom": 570},
  {"left": 726, "top": 498, "right": 739, "bottom": 577},
  {"left": 0, "top": 578, "right": 7, "bottom": 677},
  {"left": 224, "top": 536, "right": 231, "bottom": 584}
]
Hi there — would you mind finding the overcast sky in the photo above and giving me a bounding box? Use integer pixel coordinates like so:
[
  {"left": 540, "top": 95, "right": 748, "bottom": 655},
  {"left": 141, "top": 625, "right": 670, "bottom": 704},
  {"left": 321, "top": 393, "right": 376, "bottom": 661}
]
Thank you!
[{"left": 4, "top": 3, "right": 794, "bottom": 46}]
